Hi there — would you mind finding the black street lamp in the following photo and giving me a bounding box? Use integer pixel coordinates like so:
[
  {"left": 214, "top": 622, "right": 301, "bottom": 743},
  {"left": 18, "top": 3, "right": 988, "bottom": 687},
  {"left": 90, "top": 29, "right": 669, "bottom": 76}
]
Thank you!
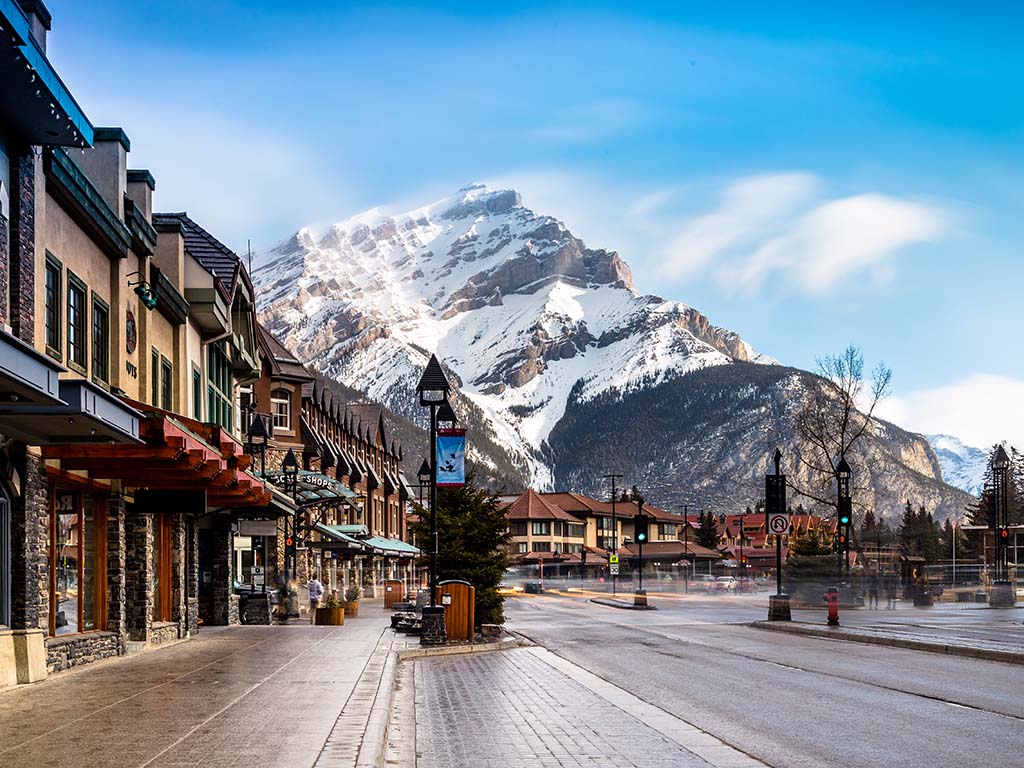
[
  {"left": 990, "top": 446, "right": 1015, "bottom": 606},
  {"left": 682, "top": 503, "right": 689, "bottom": 594},
  {"left": 416, "top": 354, "right": 451, "bottom": 643},
  {"left": 836, "top": 456, "right": 852, "bottom": 580},
  {"left": 246, "top": 412, "right": 270, "bottom": 477},
  {"left": 416, "top": 458, "right": 431, "bottom": 507},
  {"left": 602, "top": 473, "right": 623, "bottom": 596}
]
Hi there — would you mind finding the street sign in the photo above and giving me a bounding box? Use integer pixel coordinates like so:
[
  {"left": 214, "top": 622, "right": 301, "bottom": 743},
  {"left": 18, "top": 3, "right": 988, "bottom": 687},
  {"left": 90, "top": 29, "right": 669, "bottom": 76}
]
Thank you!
[
  {"left": 610, "top": 563, "right": 620, "bottom": 576},
  {"left": 609, "top": 554, "right": 619, "bottom": 565},
  {"left": 251, "top": 566, "right": 265, "bottom": 586},
  {"left": 767, "top": 513, "right": 790, "bottom": 535}
]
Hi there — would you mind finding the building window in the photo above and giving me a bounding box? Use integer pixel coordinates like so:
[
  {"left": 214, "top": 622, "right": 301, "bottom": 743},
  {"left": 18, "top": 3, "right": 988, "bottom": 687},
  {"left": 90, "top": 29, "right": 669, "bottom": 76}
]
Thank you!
[
  {"left": 151, "top": 349, "right": 160, "bottom": 406},
  {"left": 66, "top": 272, "right": 87, "bottom": 372},
  {"left": 44, "top": 255, "right": 62, "bottom": 357},
  {"left": 531, "top": 521, "right": 550, "bottom": 536},
  {"left": 659, "top": 523, "right": 677, "bottom": 538},
  {"left": 207, "top": 342, "right": 233, "bottom": 432},
  {"left": 50, "top": 492, "right": 106, "bottom": 636},
  {"left": 91, "top": 296, "right": 109, "bottom": 384},
  {"left": 271, "top": 389, "right": 291, "bottom": 431},
  {"left": 151, "top": 515, "right": 172, "bottom": 622},
  {"left": 510, "top": 521, "right": 527, "bottom": 537},
  {"left": 531, "top": 541, "right": 551, "bottom": 552},
  {"left": 193, "top": 370, "right": 202, "bottom": 421},
  {"left": 566, "top": 524, "right": 585, "bottom": 539},
  {"left": 0, "top": 490, "right": 9, "bottom": 627},
  {"left": 515, "top": 542, "right": 528, "bottom": 554},
  {"left": 553, "top": 522, "right": 563, "bottom": 537},
  {"left": 160, "top": 357, "right": 172, "bottom": 411}
]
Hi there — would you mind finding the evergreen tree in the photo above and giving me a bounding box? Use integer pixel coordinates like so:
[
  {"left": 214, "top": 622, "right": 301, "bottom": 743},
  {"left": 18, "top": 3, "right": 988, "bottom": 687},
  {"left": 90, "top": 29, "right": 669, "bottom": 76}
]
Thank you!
[
  {"left": 696, "top": 510, "right": 720, "bottom": 550},
  {"left": 898, "top": 500, "right": 919, "bottom": 556},
  {"left": 410, "top": 473, "right": 511, "bottom": 625},
  {"left": 784, "top": 530, "right": 835, "bottom": 583},
  {"left": 919, "top": 506, "right": 941, "bottom": 564}
]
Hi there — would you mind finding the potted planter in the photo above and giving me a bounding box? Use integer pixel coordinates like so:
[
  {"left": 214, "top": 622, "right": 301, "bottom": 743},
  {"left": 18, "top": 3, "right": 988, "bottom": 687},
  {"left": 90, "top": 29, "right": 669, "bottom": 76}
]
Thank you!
[
  {"left": 315, "top": 594, "right": 345, "bottom": 625},
  {"left": 342, "top": 585, "right": 361, "bottom": 618}
]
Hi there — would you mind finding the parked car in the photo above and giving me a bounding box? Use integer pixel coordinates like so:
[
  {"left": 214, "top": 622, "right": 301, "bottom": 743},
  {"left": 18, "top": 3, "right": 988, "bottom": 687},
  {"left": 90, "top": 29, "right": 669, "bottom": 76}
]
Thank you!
[
  {"left": 690, "top": 574, "right": 716, "bottom": 592},
  {"left": 713, "top": 576, "right": 738, "bottom": 592}
]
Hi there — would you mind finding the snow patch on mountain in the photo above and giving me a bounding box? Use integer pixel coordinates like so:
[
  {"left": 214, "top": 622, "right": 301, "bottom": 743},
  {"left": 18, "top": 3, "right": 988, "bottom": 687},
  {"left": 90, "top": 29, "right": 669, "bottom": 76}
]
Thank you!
[
  {"left": 927, "top": 434, "right": 988, "bottom": 496},
  {"left": 253, "top": 184, "right": 774, "bottom": 488}
]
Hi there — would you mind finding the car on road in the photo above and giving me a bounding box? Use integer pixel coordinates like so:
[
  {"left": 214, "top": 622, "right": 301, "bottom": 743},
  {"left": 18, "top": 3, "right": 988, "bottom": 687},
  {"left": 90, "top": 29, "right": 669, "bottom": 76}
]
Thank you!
[
  {"left": 713, "top": 576, "right": 738, "bottom": 592},
  {"left": 690, "top": 574, "right": 716, "bottom": 592},
  {"left": 735, "top": 577, "right": 758, "bottom": 594}
]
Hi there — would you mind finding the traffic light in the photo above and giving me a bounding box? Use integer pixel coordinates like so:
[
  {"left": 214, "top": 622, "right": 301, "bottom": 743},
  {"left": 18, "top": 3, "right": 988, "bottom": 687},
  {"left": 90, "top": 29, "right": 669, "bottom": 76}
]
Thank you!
[
  {"left": 741, "top": 555, "right": 748, "bottom": 566},
  {"left": 838, "top": 497, "right": 852, "bottom": 527},
  {"left": 633, "top": 514, "right": 648, "bottom": 544}
]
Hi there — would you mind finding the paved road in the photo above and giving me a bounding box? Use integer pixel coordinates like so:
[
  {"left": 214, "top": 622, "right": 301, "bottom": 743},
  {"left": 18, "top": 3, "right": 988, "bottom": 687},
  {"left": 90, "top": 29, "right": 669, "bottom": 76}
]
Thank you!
[
  {"left": 507, "top": 593, "right": 1024, "bottom": 768},
  {"left": 0, "top": 620, "right": 390, "bottom": 768}
]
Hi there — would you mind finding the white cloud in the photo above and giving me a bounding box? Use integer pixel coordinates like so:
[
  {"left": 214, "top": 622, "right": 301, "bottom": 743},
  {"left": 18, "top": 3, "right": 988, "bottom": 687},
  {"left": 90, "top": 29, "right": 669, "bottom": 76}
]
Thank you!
[
  {"left": 662, "top": 174, "right": 948, "bottom": 296},
  {"left": 663, "top": 173, "right": 819, "bottom": 280},
  {"left": 877, "top": 374, "right": 1024, "bottom": 451}
]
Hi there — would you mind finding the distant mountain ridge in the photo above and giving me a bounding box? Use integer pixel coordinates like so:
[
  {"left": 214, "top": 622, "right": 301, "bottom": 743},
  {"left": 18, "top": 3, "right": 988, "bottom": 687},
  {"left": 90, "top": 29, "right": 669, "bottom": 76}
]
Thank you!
[
  {"left": 927, "top": 434, "right": 988, "bottom": 496},
  {"left": 253, "top": 184, "right": 973, "bottom": 520}
]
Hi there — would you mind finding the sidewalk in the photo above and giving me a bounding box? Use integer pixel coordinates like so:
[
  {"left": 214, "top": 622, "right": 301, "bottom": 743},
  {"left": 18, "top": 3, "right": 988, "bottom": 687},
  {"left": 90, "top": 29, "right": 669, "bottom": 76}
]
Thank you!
[
  {"left": 390, "top": 643, "right": 766, "bottom": 768},
  {"left": 0, "top": 602, "right": 398, "bottom": 768}
]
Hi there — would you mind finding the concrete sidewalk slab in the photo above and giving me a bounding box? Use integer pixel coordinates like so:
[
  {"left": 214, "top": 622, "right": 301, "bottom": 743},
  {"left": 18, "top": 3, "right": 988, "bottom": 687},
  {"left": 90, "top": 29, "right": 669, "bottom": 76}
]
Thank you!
[{"left": 752, "top": 620, "right": 1024, "bottom": 664}]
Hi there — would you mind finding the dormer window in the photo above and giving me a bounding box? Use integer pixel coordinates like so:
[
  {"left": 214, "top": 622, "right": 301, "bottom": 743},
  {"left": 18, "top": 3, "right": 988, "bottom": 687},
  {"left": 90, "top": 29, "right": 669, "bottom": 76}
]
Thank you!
[{"left": 271, "top": 389, "right": 291, "bottom": 432}]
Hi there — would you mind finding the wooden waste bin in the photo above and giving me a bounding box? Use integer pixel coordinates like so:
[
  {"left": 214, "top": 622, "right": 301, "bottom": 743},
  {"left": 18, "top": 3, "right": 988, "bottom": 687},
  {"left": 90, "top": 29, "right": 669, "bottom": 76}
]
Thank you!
[
  {"left": 384, "top": 579, "right": 405, "bottom": 609},
  {"left": 436, "top": 580, "right": 475, "bottom": 641}
]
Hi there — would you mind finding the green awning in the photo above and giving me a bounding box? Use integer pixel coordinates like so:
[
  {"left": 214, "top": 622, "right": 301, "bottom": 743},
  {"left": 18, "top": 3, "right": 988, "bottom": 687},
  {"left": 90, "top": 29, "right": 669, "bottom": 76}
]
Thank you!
[
  {"left": 364, "top": 536, "right": 420, "bottom": 558},
  {"left": 261, "top": 469, "right": 359, "bottom": 507}
]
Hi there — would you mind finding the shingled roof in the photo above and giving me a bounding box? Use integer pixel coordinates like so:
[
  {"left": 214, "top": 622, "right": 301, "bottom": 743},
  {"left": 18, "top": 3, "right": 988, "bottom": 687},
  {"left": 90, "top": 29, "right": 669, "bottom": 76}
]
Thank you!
[
  {"left": 152, "top": 212, "right": 249, "bottom": 302},
  {"left": 256, "top": 324, "right": 312, "bottom": 383},
  {"left": 505, "top": 490, "right": 577, "bottom": 522}
]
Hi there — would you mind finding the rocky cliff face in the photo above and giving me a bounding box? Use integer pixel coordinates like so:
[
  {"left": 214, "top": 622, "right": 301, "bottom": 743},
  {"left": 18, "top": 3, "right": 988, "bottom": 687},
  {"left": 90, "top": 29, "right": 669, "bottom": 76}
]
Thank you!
[{"left": 253, "top": 184, "right": 969, "bottom": 520}]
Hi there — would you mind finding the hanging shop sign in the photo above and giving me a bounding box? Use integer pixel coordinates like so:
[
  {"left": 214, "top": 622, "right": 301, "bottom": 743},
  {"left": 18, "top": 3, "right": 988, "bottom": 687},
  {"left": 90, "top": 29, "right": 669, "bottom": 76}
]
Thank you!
[{"left": 436, "top": 428, "right": 466, "bottom": 487}]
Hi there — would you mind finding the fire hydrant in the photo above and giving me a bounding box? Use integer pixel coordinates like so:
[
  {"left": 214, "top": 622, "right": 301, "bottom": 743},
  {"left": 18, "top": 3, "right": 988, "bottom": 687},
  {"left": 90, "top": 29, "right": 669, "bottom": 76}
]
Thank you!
[{"left": 824, "top": 587, "right": 840, "bottom": 626}]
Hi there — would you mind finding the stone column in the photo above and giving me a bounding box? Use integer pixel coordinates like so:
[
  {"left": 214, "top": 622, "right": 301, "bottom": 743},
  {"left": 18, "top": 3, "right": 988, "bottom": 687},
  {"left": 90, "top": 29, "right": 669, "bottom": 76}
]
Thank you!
[
  {"left": 208, "top": 520, "right": 237, "bottom": 626},
  {"left": 9, "top": 452, "right": 47, "bottom": 633},
  {"left": 171, "top": 513, "right": 186, "bottom": 639},
  {"left": 125, "top": 512, "right": 153, "bottom": 642},
  {"left": 105, "top": 496, "right": 127, "bottom": 651},
  {"left": 8, "top": 148, "right": 35, "bottom": 345},
  {"left": 0, "top": 208, "right": 9, "bottom": 327},
  {"left": 186, "top": 520, "right": 199, "bottom": 635}
]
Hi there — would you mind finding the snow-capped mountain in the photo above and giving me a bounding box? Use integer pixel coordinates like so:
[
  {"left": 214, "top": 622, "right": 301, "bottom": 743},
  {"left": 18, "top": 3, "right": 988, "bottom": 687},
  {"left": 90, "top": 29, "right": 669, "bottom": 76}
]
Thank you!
[
  {"left": 253, "top": 184, "right": 974, "bottom": 519},
  {"left": 927, "top": 434, "right": 988, "bottom": 496},
  {"left": 254, "top": 184, "right": 772, "bottom": 486}
]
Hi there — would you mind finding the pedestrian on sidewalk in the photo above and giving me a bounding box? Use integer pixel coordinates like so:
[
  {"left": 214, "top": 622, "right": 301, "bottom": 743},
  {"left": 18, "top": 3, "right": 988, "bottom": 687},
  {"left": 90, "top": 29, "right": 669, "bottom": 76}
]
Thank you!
[
  {"left": 885, "top": 572, "right": 898, "bottom": 609},
  {"left": 308, "top": 575, "right": 324, "bottom": 624},
  {"left": 868, "top": 571, "right": 880, "bottom": 609}
]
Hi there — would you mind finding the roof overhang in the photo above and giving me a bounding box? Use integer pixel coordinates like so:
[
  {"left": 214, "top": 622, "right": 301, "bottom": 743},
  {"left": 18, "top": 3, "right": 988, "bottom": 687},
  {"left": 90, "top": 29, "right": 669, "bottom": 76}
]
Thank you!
[
  {"left": 0, "top": 328, "right": 63, "bottom": 406},
  {"left": 183, "top": 287, "right": 230, "bottom": 338},
  {"left": 0, "top": 378, "right": 141, "bottom": 444},
  {"left": 0, "top": 0, "right": 93, "bottom": 147}
]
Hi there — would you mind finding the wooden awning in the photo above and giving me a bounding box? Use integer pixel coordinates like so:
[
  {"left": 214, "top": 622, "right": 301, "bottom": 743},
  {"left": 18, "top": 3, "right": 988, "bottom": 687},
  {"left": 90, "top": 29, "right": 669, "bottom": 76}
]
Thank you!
[{"left": 41, "top": 404, "right": 270, "bottom": 507}]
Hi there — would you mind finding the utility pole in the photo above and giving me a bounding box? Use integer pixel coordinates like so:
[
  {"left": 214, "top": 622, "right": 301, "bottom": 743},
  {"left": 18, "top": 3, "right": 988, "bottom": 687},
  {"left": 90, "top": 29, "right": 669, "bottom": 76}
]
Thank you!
[
  {"left": 683, "top": 503, "right": 689, "bottom": 594},
  {"left": 603, "top": 473, "right": 623, "bottom": 596}
]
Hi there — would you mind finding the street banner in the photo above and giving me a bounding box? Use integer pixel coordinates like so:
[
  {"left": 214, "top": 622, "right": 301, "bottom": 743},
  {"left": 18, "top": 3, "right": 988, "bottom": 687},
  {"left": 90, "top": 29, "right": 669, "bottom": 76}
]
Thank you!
[{"left": 436, "top": 428, "right": 466, "bottom": 487}]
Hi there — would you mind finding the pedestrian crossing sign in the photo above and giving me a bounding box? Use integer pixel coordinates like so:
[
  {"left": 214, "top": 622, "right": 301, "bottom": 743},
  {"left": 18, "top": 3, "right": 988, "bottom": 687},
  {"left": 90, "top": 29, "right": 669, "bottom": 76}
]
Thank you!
[{"left": 609, "top": 555, "right": 619, "bottom": 564}]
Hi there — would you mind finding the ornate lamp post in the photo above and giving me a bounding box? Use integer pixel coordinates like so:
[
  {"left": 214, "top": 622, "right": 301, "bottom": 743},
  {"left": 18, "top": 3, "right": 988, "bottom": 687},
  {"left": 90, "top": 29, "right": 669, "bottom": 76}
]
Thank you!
[
  {"left": 246, "top": 413, "right": 270, "bottom": 477},
  {"left": 990, "top": 446, "right": 1015, "bottom": 607},
  {"left": 281, "top": 448, "right": 299, "bottom": 582},
  {"left": 416, "top": 354, "right": 451, "bottom": 644}
]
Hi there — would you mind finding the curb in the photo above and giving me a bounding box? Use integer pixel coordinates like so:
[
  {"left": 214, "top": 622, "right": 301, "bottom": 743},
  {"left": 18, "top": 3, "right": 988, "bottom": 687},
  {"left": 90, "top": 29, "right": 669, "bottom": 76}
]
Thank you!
[
  {"left": 355, "top": 650, "right": 398, "bottom": 768},
  {"left": 590, "top": 598, "right": 657, "bottom": 611},
  {"left": 397, "top": 637, "right": 519, "bottom": 661},
  {"left": 751, "top": 621, "right": 1024, "bottom": 665}
]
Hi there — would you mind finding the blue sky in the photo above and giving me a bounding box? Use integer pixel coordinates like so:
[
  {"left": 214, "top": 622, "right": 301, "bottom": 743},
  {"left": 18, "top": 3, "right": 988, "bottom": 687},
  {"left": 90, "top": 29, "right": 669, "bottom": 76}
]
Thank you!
[{"left": 46, "top": 1, "right": 1024, "bottom": 448}]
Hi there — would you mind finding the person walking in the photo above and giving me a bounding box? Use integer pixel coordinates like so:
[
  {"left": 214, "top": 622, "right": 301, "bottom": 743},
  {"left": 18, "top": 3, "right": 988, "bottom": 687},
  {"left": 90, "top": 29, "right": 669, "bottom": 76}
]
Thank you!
[
  {"left": 885, "top": 572, "right": 898, "bottom": 609},
  {"left": 868, "top": 571, "right": 881, "bottom": 609},
  {"left": 307, "top": 575, "right": 324, "bottom": 624}
]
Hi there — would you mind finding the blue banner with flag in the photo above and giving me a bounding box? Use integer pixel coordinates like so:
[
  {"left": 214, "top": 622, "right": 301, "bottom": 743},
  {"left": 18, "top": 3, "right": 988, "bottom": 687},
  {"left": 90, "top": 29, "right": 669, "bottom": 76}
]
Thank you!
[{"left": 436, "top": 428, "right": 466, "bottom": 487}]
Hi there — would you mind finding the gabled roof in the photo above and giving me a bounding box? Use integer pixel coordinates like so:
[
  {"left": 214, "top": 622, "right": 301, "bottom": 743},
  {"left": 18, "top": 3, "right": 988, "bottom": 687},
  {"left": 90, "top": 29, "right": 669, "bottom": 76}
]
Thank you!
[
  {"left": 506, "top": 489, "right": 577, "bottom": 522},
  {"left": 256, "top": 323, "right": 312, "bottom": 383},
  {"left": 152, "top": 212, "right": 251, "bottom": 302},
  {"left": 540, "top": 491, "right": 680, "bottom": 522},
  {"left": 346, "top": 403, "right": 387, "bottom": 447}
]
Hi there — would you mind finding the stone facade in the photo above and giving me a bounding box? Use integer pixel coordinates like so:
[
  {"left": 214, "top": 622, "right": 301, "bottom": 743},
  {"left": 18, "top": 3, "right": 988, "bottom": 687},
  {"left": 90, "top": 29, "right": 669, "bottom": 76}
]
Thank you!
[
  {"left": 105, "top": 496, "right": 128, "bottom": 651},
  {"left": 125, "top": 512, "right": 153, "bottom": 642},
  {"left": 9, "top": 149, "right": 35, "bottom": 344},
  {"left": 45, "top": 631, "right": 120, "bottom": 674},
  {"left": 208, "top": 521, "right": 239, "bottom": 626},
  {"left": 10, "top": 452, "right": 48, "bottom": 632},
  {"left": 149, "top": 622, "right": 179, "bottom": 647}
]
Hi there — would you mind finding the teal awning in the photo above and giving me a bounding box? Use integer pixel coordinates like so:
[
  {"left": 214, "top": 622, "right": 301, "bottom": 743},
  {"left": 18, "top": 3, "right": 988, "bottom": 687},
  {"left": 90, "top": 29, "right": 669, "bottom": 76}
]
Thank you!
[
  {"left": 364, "top": 536, "right": 420, "bottom": 558},
  {"left": 312, "top": 523, "right": 368, "bottom": 552},
  {"left": 261, "top": 469, "right": 359, "bottom": 507}
]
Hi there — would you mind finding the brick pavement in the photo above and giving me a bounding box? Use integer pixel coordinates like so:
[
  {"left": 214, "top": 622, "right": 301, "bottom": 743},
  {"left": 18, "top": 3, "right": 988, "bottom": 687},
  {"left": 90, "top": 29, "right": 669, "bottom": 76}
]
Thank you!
[
  {"left": 0, "top": 613, "right": 394, "bottom": 768},
  {"left": 413, "top": 648, "right": 736, "bottom": 768}
]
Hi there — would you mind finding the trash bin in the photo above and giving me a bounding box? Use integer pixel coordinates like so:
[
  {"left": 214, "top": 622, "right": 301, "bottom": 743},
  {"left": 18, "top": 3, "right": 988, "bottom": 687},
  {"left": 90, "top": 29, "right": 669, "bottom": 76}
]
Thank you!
[
  {"left": 436, "top": 580, "right": 475, "bottom": 641},
  {"left": 384, "top": 580, "right": 405, "bottom": 609}
]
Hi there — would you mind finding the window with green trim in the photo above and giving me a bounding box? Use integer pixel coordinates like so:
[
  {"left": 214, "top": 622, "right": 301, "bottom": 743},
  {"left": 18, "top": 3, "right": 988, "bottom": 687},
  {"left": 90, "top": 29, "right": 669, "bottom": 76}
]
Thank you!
[
  {"left": 151, "top": 349, "right": 160, "bottom": 406},
  {"left": 66, "top": 272, "right": 87, "bottom": 371},
  {"left": 192, "top": 370, "right": 202, "bottom": 421},
  {"left": 207, "top": 342, "right": 233, "bottom": 433},
  {"left": 91, "top": 296, "right": 109, "bottom": 384},
  {"left": 160, "top": 357, "right": 172, "bottom": 411},
  {"left": 44, "top": 255, "right": 62, "bottom": 357}
]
